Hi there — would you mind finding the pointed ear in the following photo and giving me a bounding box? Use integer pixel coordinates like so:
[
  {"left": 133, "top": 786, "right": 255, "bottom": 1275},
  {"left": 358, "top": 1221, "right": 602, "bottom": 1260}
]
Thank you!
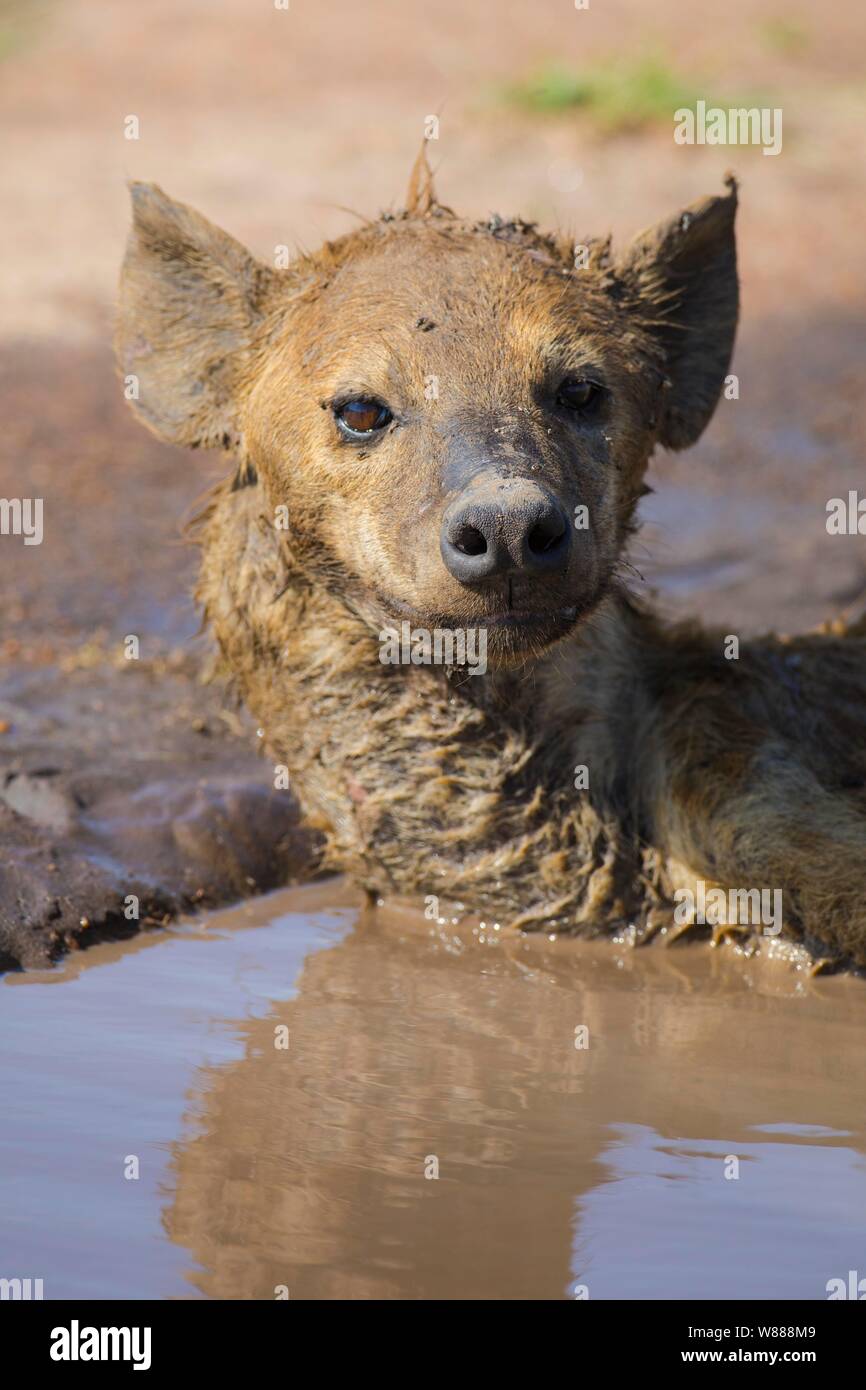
[
  {"left": 116, "top": 183, "right": 274, "bottom": 451},
  {"left": 618, "top": 178, "right": 739, "bottom": 450}
]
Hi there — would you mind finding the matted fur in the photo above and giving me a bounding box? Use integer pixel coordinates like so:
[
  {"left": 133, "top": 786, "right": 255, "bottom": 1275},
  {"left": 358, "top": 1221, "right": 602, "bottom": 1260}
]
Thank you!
[{"left": 118, "top": 157, "right": 866, "bottom": 969}]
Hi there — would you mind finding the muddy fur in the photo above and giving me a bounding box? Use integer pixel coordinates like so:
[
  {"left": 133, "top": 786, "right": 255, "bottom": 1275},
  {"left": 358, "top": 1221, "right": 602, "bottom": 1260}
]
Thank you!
[{"left": 117, "top": 154, "right": 866, "bottom": 968}]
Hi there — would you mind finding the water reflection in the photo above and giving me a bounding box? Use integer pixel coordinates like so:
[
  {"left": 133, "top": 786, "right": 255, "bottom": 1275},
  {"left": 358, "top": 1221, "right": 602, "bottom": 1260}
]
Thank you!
[
  {"left": 573, "top": 1123, "right": 866, "bottom": 1300},
  {"left": 162, "top": 897, "right": 866, "bottom": 1301},
  {"left": 4, "top": 884, "right": 864, "bottom": 1300}
]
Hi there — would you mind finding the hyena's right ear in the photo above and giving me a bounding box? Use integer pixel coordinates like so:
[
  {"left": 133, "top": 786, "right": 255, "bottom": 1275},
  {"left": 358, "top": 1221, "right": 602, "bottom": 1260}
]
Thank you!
[{"left": 116, "top": 183, "right": 275, "bottom": 451}]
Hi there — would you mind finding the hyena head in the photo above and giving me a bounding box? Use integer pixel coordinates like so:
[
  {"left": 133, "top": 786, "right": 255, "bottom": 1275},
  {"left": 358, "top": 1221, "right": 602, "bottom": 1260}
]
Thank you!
[{"left": 117, "top": 153, "right": 737, "bottom": 669}]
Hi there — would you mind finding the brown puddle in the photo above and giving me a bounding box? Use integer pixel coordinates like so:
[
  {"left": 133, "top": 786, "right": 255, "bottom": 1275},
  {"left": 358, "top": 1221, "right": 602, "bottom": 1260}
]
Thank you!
[{"left": 2, "top": 880, "right": 866, "bottom": 1301}]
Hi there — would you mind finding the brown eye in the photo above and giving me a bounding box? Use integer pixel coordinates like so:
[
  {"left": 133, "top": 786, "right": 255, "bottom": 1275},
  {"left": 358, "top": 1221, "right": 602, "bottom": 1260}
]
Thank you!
[
  {"left": 557, "top": 379, "right": 602, "bottom": 413},
  {"left": 335, "top": 398, "right": 393, "bottom": 438}
]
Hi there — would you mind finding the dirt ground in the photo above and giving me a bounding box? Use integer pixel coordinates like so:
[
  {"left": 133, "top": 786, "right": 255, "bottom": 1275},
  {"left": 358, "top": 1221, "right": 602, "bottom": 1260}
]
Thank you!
[{"left": 1, "top": 0, "right": 865, "bottom": 966}]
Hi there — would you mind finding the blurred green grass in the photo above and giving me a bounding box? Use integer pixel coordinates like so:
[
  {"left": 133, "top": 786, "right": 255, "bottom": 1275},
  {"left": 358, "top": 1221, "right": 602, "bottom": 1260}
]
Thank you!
[
  {"left": 498, "top": 56, "right": 780, "bottom": 138},
  {"left": 760, "top": 19, "right": 810, "bottom": 56},
  {"left": 501, "top": 58, "right": 704, "bottom": 131},
  {"left": 0, "top": 0, "right": 50, "bottom": 63}
]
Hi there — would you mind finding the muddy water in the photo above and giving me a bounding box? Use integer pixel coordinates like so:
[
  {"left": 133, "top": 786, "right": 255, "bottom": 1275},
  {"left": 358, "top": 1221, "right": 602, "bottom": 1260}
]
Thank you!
[{"left": 2, "top": 881, "right": 866, "bottom": 1302}]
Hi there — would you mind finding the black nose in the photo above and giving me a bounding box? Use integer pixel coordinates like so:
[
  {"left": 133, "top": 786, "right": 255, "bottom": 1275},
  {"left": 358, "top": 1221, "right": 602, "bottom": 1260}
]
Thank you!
[{"left": 440, "top": 479, "right": 570, "bottom": 585}]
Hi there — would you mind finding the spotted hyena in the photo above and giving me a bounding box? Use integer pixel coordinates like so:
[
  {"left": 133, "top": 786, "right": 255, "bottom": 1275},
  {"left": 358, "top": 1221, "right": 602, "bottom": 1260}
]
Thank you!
[{"left": 117, "top": 151, "right": 866, "bottom": 967}]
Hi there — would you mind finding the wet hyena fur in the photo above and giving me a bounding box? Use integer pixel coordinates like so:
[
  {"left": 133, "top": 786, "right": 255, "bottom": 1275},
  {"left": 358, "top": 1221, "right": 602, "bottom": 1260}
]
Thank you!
[{"left": 117, "top": 152, "right": 866, "bottom": 968}]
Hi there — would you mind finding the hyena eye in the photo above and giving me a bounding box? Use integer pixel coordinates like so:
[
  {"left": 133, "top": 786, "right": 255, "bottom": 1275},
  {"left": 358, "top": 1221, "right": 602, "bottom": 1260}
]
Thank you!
[
  {"left": 334, "top": 398, "right": 393, "bottom": 438},
  {"left": 556, "top": 378, "right": 603, "bottom": 414}
]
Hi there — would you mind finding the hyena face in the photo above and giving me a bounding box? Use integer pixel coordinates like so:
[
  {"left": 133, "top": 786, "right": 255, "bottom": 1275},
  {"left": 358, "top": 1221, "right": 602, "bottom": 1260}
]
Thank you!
[
  {"left": 117, "top": 168, "right": 737, "bottom": 667},
  {"left": 244, "top": 228, "right": 662, "bottom": 664}
]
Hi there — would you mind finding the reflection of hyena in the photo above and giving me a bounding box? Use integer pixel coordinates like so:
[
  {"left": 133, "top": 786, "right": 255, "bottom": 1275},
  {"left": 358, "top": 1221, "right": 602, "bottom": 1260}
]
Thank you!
[{"left": 117, "top": 151, "right": 866, "bottom": 967}]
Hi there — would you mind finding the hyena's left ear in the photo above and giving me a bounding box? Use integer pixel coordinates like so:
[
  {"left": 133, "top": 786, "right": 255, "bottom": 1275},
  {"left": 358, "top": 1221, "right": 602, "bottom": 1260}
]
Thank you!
[
  {"left": 617, "top": 177, "right": 738, "bottom": 450},
  {"left": 116, "top": 182, "right": 275, "bottom": 451}
]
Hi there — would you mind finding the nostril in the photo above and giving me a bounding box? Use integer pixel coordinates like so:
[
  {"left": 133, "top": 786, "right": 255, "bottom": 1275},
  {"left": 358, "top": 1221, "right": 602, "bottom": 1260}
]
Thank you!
[
  {"left": 453, "top": 523, "right": 488, "bottom": 557},
  {"left": 528, "top": 514, "right": 566, "bottom": 556},
  {"left": 442, "top": 489, "right": 569, "bottom": 583}
]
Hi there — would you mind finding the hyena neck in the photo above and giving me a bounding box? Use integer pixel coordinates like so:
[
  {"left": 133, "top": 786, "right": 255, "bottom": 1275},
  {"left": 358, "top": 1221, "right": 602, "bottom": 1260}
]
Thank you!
[{"left": 197, "top": 481, "right": 650, "bottom": 929}]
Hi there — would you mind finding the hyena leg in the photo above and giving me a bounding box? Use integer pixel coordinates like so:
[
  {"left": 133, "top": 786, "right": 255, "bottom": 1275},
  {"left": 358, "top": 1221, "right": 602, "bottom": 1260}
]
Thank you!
[{"left": 652, "top": 744, "right": 866, "bottom": 966}]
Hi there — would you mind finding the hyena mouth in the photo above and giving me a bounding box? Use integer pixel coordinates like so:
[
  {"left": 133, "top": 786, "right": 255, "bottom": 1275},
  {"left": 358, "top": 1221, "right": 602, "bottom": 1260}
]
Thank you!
[
  {"left": 378, "top": 591, "right": 583, "bottom": 631},
  {"left": 477, "top": 605, "right": 578, "bottom": 628}
]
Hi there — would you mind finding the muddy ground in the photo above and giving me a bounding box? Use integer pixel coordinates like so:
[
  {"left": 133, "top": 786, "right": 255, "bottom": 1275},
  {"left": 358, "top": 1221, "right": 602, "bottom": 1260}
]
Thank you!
[{"left": 1, "top": 0, "right": 865, "bottom": 967}]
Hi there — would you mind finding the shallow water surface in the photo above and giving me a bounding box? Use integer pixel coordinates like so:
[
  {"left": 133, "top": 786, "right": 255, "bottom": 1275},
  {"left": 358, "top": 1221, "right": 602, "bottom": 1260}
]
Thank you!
[{"left": 2, "top": 882, "right": 865, "bottom": 1301}]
